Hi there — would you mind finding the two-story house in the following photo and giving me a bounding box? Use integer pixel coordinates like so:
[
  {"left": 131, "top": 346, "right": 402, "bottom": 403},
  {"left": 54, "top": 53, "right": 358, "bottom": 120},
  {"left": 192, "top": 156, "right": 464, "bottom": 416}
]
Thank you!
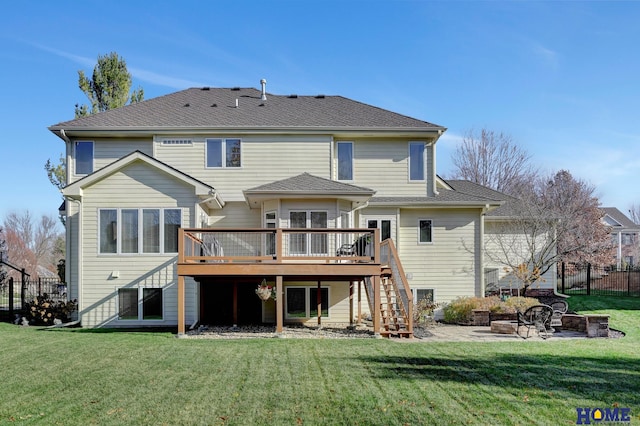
[
  {"left": 50, "top": 81, "right": 554, "bottom": 336},
  {"left": 602, "top": 207, "right": 640, "bottom": 269}
]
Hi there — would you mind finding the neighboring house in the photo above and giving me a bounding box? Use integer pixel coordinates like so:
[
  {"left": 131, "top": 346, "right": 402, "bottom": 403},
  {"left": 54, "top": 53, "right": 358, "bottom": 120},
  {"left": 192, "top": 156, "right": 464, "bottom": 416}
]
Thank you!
[
  {"left": 602, "top": 207, "right": 640, "bottom": 269},
  {"left": 49, "top": 81, "right": 554, "bottom": 336}
]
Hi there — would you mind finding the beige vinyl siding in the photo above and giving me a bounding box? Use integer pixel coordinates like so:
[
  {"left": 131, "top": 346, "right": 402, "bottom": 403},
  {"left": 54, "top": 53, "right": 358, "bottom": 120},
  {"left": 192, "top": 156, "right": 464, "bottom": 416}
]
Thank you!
[
  {"left": 262, "top": 281, "right": 351, "bottom": 325},
  {"left": 208, "top": 202, "right": 261, "bottom": 228},
  {"left": 154, "top": 135, "right": 331, "bottom": 202},
  {"left": 398, "top": 208, "right": 481, "bottom": 303},
  {"left": 77, "top": 161, "right": 199, "bottom": 327},
  {"left": 349, "top": 139, "right": 434, "bottom": 197},
  {"left": 484, "top": 221, "right": 556, "bottom": 291},
  {"left": 69, "top": 138, "right": 153, "bottom": 182}
]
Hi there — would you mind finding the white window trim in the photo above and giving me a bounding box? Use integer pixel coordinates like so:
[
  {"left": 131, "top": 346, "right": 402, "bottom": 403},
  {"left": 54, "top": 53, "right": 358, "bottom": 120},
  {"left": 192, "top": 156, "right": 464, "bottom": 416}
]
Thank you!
[
  {"left": 74, "top": 140, "right": 94, "bottom": 176},
  {"left": 98, "top": 208, "right": 182, "bottom": 255},
  {"left": 284, "top": 286, "right": 331, "bottom": 320},
  {"left": 205, "top": 138, "right": 242, "bottom": 169},
  {"left": 418, "top": 218, "right": 433, "bottom": 244},
  {"left": 408, "top": 141, "right": 426, "bottom": 182},
  {"left": 117, "top": 287, "right": 166, "bottom": 322},
  {"left": 336, "top": 141, "right": 354, "bottom": 182},
  {"left": 413, "top": 287, "right": 436, "bottom": 303}
]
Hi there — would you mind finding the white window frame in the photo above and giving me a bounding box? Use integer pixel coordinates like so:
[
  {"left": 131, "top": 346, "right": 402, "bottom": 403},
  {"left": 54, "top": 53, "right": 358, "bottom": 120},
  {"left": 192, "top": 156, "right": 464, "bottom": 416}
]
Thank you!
[
  {"left": 117, "top": 287, "right": 165, "bottom": 321},
  {"left": 74, "top": 141, "right": 94, "bottom": 176},
  {"left": 284, "top": 286, "right": 330, "bottom": 319},
  {"left": 206, "top": 138, "right": 242, "bottom": 168},
  {"left": 98, "top": 208, "right": 182, "bottom": 255},
  {"left": 413, "top": 288, "right": 435, "bottom": 303},
  {"left": 408, "top": 141, "right": 426, "bottom": 182},
  {"left": 336, "top": 141, "right": 354, "bottom": 181},
  {"left": 418, "top": 219, "right": 433, "bottom": 244},
  {"left": 288, "top": 210, "right": 329, "bottom": 255}
]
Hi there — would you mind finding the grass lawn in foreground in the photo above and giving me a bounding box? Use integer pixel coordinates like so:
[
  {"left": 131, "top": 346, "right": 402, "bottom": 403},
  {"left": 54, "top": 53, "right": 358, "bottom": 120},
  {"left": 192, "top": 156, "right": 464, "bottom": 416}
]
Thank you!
[{"left": 0, "top": 295, "right": 639, "bottom": 425}]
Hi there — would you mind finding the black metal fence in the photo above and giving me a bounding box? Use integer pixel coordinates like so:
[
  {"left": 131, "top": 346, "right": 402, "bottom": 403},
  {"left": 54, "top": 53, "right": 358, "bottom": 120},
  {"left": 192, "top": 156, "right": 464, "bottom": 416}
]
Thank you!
[
  {"left": 558, "top": 263, "right": 640, "bottom": 296},
  {"left": 0, "top": 277, "right": 67, "bottom": 320}
]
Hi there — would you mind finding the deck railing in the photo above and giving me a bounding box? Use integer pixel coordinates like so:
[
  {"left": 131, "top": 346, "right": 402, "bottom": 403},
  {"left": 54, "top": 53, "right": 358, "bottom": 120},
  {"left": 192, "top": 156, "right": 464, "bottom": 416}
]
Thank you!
[{"left": 179, "top": 228, "right": 379, "bottom": 264}]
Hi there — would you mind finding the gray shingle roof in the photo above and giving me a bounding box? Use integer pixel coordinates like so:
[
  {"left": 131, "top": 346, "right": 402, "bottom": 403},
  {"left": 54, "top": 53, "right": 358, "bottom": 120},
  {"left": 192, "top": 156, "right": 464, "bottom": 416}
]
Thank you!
[
  {"left": 50, "top": 87, "right": 445, "bottom": 131},
  {"left": 370, "top": 179, "right": 509, "bottom": 208},
  {"left": 602, "top": 207, "right": 639, "bottom": 229},
  {"left": 245, "top": 173, "right": 375, "bottom": 195}
]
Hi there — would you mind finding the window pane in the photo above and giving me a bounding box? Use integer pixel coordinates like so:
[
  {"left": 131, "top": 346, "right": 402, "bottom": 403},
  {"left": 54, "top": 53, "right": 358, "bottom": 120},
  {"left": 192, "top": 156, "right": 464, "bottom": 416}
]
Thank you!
[
  {"left": 164, "top": 209, "right": 181, "bottom": 253},
  {"left": 143, "top": 209, "right": 160, "bottom": 253},
  {"left": 309, "top": 288, "right": 329, "bottom": 318},
  {"left": 118, "top": 288, "right": 138, "bottom": 320},
  {"left": 121, "top": 209, "right": 139, "bottom": 253},
  {"left": 289, "top": 212, "right": 307, "bottom": 255},
  {"left": 142, "top": 288, "right": 163, "bottom": 320},
  {"left": 419, "top": 220, "right": 432, "bottom": 243},
  {"left": 416, "top": 289, "right": 434, "bottom": 303},
  {"left": 409, "top": 142, "right": 425, "bottom": 181},
  {"left": 99, "top": 209, "right": 117, "bottom": 253},
  {"left": 286, "top": 288, "right": 307, "bottom": 318},
  {"left": 226, "top": 139, "right": 241, "bottom": 167},
  {"left": 310, "top": 212, "right": 327, "bottom": 254},
  {"left": 337, "top": 142, "right": 353, "bottom": 180},
  {"left": 75, "top": 141, "right": 93, "bottom": 175},
  {"left": 206, "top": 139, "right": 222, "bottom": 167},
  {"left": 381, "top": 220, "right": 391, "bottom": 241}
]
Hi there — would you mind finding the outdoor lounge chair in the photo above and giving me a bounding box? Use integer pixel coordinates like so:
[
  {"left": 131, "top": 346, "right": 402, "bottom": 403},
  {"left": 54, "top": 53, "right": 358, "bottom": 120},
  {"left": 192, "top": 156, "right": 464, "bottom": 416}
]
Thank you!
[
  {"left": 548, "top": 299, "right": 569, "bottom": 331},
  {"left": 517, "top": 304, "right": 554, "bottom": 339},
  {"left": 336, "top": 235, "right": 370, "bottom": 257}
]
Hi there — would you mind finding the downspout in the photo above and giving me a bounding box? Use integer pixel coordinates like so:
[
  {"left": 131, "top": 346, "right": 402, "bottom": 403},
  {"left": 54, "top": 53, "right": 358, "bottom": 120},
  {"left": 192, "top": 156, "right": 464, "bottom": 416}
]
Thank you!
[
  {"left": 66, "top": 197, "right": 82, "bottom": 326},
  {"left": 480, "top": 204, "right": 488, "bottom": 298}
]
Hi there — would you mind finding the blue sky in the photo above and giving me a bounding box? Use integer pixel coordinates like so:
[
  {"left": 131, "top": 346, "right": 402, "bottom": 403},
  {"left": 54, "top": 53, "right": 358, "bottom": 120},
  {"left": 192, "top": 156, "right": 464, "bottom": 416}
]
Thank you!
[{"left": 2, "top": 1, "right": 640, "bottom": 225}]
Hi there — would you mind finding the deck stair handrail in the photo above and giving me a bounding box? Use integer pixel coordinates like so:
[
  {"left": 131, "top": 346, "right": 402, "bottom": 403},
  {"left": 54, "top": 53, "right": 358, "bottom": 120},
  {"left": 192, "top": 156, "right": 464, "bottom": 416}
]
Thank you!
[{"left": 379, "top": 239, "right": 413, "bottom": 337}]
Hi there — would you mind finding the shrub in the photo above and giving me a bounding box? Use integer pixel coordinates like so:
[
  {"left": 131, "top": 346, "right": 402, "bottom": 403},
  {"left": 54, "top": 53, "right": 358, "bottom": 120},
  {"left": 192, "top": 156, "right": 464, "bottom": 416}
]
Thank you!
[
  {"left": 24, "top": 294, "right": 78, "bottom": 325},
  {"left": 442, "top": 297, "right": 477, "bottom": 324},
  {"left": 441, "top": 296, "right": 540, "bottom": 324},
  {"left": 413, "top": 297, "right": 439, "bottom": 326},
  {"left": 503, "top": 296, "right": 540, "bottom": 313}
]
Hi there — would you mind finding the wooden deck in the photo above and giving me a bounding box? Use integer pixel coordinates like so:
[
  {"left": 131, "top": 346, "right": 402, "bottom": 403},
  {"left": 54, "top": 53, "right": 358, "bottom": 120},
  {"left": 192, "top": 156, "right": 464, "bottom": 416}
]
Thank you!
[{"left": 176, "top": 228, "right": 384, "bottom": 336}]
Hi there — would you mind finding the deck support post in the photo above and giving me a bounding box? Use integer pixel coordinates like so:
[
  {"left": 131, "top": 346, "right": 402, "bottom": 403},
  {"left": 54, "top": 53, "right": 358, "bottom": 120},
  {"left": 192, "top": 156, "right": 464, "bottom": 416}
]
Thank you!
[
  {"left": 373, "top": 275, "right": 380, "bottom": 337},
  {"left": 232, "top": 281, "right": 238, "bottom": 327},
  {"left": 349, "top": 281, "right": 354, "bottom": 326},
  {"left": 276, "top": 275, "right": 283, "bottom": 333},
  {"left": 317, "top": 280, "right": 322, "bottom": 328},
  {"left": 357, "top": 280, "right": 362, "bottom": 325},
  {"left": 177, "top": 275, "right": 185, "bottom": 336}
]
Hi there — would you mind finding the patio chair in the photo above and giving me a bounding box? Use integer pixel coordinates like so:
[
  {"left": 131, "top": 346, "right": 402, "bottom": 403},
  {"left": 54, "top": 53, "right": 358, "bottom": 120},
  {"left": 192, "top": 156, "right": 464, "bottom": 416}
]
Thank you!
[
  {"left": 517, "top": 305, "right": 554, "bottom": 339},
  {"left": 548, "top": 300, "right": 568, "bottom": 331}
]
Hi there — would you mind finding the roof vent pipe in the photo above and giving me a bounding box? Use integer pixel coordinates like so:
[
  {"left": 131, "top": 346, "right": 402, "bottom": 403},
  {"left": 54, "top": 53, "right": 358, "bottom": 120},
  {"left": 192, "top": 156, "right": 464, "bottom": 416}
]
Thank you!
[{"left": 260, "top": 79, "right": 267, "bottom": 101}]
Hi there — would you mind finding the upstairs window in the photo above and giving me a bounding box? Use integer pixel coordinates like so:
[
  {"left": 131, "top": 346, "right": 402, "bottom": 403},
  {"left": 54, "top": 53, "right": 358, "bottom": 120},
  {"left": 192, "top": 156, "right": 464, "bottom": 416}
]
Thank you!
[
  {"left": 409, "top": 142, "right": 425, "bottom": 181},
  {"left": 206, "top": 138, "right": 241, "bottom": 168},
  {"left": 75, "top": 141, "right": 94, "bottom": 175},
  {"left": 337, "top": 141, "right": 353, "bottom": 181}
]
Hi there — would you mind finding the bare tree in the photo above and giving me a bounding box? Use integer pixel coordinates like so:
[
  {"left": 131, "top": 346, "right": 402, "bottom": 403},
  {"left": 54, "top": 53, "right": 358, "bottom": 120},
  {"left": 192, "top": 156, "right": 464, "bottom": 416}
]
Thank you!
[
  {"left": 3, "top": 211, "right": 64, "bottom": 279},
  {"left": 450, "top": 128, "right": 538, "bottom": 195},
  {"left": 485, "top": 170, "right": 614, "bottom": 294},
  {"left": 0, "top": 227, "right": 7, "bottom": 285}
]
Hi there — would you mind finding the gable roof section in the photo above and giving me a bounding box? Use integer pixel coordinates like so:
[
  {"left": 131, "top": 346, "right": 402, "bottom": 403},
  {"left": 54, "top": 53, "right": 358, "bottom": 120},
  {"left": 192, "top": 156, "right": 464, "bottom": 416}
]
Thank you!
[
  {"left": 62, "top": 150, "right": 219, "bottom": 205},
  {"left": 49, "top": 87, "right": 445, "bottom": 137},
  {"left": 602, "top": 207, "right": 639, "bottom": 230},
  {"left": 243, "top": 173, "right": 375, "bottom": 208}
]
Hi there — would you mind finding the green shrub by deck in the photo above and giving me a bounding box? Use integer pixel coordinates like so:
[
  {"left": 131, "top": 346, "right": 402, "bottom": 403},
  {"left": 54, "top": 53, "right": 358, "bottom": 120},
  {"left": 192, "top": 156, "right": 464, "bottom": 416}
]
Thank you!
[{"left": 442, "top": 296, "right": 539, "bottom": 324}]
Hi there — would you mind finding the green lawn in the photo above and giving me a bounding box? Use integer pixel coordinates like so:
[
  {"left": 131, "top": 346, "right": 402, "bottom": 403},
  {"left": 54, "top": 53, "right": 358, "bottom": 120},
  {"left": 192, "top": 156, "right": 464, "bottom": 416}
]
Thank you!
[{"left": 1, "top": 296, "right": 639, "bottom": 425}]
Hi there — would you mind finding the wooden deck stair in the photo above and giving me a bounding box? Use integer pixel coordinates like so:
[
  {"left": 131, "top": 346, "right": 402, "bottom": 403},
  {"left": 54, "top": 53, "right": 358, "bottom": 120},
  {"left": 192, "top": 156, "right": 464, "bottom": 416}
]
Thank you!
[{"left": 363, "top": 239, "right": 413, "bottom": 338}]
